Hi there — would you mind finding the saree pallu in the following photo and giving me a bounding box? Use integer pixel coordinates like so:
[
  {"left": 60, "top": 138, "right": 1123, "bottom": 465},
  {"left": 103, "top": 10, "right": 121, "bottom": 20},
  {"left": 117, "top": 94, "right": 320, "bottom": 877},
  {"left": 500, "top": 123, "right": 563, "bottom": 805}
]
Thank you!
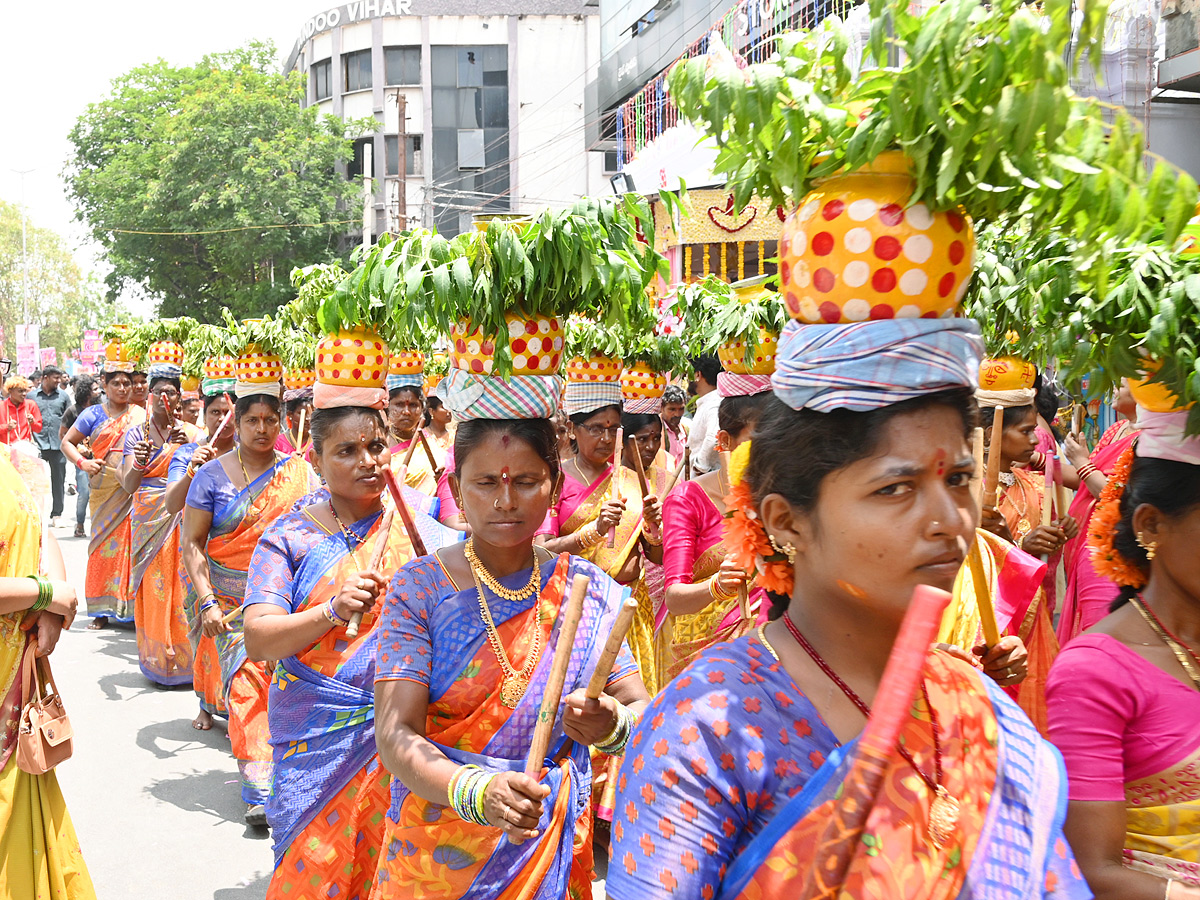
[
  {"left": 84, "top": 408, "right": 145, "bottom": 619},
  {"left": 266, "top": 516, "right": 413, "bottom": 900},
  {"left": 0, "top": 451, "right": 96, "bottom": 898},
  {"left": 209, "top": 456, "right": 315, "bottom": 804},
  {"left": 390, "top": 433, "right": 444, "bottom": 499},
  {"left": 1123, "top": 746, "right": 1200, "bottom": 885},
  {"left": 129, "top": 434, "right": 197, "bottom": 686},
  {"left": 999, "top": 468, "right": 1061, "bottom": 611},
  {"left": 940, "top": 528, "right": 1058, "bottom": 735},
  {"left": 719, "top": 653, "right": 1086, "bottom": 900},
  {"left": 1058, "top": 423, "right": 1139, "bottom": 643},
  {"left": 372, "top": 554, "right": 629, "bottom": 900}
]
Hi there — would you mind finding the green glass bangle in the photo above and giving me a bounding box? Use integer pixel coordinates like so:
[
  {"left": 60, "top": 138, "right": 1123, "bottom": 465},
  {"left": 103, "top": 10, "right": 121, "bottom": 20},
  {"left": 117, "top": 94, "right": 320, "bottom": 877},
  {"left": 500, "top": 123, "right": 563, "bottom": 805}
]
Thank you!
[{"left": 26, "top": 575, "right": 52, "bottom": 612}]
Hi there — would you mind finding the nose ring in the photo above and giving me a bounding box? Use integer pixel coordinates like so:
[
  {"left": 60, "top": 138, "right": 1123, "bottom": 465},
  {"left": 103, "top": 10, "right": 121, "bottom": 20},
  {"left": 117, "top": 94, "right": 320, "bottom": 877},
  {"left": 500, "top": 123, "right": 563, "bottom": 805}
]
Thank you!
[{"left": 493, "top": 499, "right": 502, "bottom": 510}]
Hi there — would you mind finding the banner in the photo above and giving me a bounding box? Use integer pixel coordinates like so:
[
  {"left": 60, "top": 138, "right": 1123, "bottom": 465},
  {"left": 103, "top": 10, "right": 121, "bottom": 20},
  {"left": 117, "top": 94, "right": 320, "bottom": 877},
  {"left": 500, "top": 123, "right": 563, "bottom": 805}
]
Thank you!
[
  {"left": 39, "top": 347, "right": 57, "bottom": 369},
  {"left": 16, "top": 343, "right": 37, "bottom": 376},
  {"left": 80, "top": 329, "right": 102, "bottom": 366}
]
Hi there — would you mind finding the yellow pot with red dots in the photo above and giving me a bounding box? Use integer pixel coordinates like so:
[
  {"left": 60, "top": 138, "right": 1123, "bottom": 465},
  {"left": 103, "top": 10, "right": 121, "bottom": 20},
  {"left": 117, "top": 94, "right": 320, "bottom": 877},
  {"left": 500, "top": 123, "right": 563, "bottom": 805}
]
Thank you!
[
  {"left": 1128, "top": 360, "right": 1194, "bottom": 412},
  {"left": 235, "top": 349, "right": 283, "bottom": 385},
  {"left": 203, "top": 356, "right": 236, "bottom": 381},
  {"left": 390, "top": 349, "right": 426, "bottom": 376},
  {"left": 316, "top": 328, "right": 389, "bottom": 388},
  {"left": 778, "top": 152, "right": 975, "bottom": 324},
  {"left": 717, "top": 329, "right": 778, "bottom": 376},
  {"left": 451, "top": 313, "right": 564, "bottom": 376},
  {"left": 146, "top": 340, "right": 184, "bottom": 369},
  {"left": 564, "top": 355, "right": 623, "bottom": 383},
  {"left": 283, "top": 368, "right": 316, "bottom": 391},
  {"left": 620, "top": 361, "right": 667, "bottom": 403},
  {"left": 978, "top": 356, "right": 1036, "bottom": 392}
]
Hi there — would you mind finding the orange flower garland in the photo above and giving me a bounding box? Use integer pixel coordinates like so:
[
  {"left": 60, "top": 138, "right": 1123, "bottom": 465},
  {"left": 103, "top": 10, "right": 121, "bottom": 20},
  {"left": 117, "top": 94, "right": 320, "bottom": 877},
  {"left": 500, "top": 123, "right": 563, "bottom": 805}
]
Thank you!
[
  {"left": 724, "top": 479, "right": 796, "bottom": 597},
  {"left": 1087, "top": 443, "right": 1146, "bottom": 589}
]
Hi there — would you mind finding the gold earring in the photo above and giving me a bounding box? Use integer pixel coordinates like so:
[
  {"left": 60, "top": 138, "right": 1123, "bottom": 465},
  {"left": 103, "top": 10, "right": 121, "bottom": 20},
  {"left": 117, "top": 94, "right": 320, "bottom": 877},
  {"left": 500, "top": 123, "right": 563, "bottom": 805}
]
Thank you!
[
  {"left": 768, "top": 534, "right": 797, "bottom": 566},
  {"left": 1137, "top": 533, "right": 1158, "bottom": 561}
]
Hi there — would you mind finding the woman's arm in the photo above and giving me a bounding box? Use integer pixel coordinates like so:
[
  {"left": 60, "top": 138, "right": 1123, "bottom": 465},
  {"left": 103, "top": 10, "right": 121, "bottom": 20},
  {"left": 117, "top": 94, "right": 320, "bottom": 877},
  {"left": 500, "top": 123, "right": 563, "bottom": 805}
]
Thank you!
[
  {"left": 118, "top": 431, "right": 151, "bottom": 494},
  {"left": 537, "top": 499, "right": 626, "bottom": 554},
  {"left": 165, "top": 446, "right": 214, "bottom": 515},
  {"left": 243, "top": 570, "right": 386, "bottom": 662},
  {"left": 61, "top": 423, "right": 103, "bottom": 476},
  {"left": 180, "top": 503, "right": 226, "bottom": 639}
]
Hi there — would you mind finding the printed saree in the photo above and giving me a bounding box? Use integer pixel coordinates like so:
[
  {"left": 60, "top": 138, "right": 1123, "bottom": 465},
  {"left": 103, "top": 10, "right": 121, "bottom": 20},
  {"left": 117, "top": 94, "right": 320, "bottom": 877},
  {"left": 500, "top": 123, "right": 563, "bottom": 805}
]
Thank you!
[
  {"left": 1124, "top": 746, "right": 1200, "bottom": 885},
  {"left": 0, "top": 452, "right": 96, "bottom": 898},
  {"left": 263, "top": 511, "right": 414, "bottom": 900},
  {"left": 390, "top": 432, "right": 444, "bottom": 499},
  {"left": 202, "top": 456, "right": 316, "bottom": 804},
  {"left": 998, "top": 467, "right": 1061, "bottom": 614},
  {"left": 939, "top": 528, "right": 1058, "bottom": 735},
  {"left": 1058, "top": 422, "right": 1139, "bottom": 643},
  {"left": 84, "top": 405, "right": 146, "bottom": 619},
  {"left": 128, "top": 424, "right": 199, "bottom": 685},
  {"left": 372, "top": 553, "right": 635, "bottom": 900},
  {"left": 718, "top": 652, "right": 1086, "bottom": 900}
]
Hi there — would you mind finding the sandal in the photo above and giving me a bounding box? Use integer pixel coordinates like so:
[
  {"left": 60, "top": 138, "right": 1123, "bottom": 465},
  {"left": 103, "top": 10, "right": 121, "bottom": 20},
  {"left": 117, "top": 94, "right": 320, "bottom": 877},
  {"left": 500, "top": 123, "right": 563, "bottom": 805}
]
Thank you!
[
  {"left": 74, "top": 526, "right": 86, "bottom": 538},
  {"left": 245, "top": 803, "right": 268, "bottom": 828}
]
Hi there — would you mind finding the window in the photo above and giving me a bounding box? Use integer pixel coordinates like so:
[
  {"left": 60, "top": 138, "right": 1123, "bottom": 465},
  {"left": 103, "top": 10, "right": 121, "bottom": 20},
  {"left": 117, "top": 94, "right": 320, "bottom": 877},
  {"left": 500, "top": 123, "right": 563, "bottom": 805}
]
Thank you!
[
  {"left": 385, "top": 134, "right": 424, "bottom": 176},
  {"left": 458, "top": 130, "right": 485, "bottom": 169},
  {"left": 385, "top": 46, "right": 421, "bottom": 85},
  {"left": 347, "top": 138, "right": 375, "bottom": 179},
  {"left": 312, "top": 59, "right": 332, "bottom": 101},
  {"left": 343, "top": 49, "right": 372, "bottom": 93}
]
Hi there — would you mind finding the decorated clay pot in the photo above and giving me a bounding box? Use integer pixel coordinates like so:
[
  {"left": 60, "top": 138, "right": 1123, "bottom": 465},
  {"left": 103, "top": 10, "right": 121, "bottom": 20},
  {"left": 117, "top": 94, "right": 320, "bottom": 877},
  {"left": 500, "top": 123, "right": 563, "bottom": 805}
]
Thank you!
[
  {"left": 316, "top": 327, "right": 389, "bottom": 388},
  {"left": 717, "top": 329, "right": 779, "bottom": 375},
  {"left": 390, "top": 349, "right": 426, "bottom": 375},
  {"left": 423, "top": 373, "right": 444, "bottom": 394},
  {"left": 564, "top": 355, "right": 623, "bottom": 383},
  {"left": 203, "top": 356, "right": 237, "bottom": 381},
  {"left": 451, "top": 313, "right": 564, "bottom": 376},
  {"left": 778, "top": 152, "right": 975, "bottom": 323},
  {"left": 282, "top": 368, "right": 316, "bottom": 391},
  {"left": 235, "top": 350, "right": 283, "bottom": 385},
  {"left": 105, "top": 325, "right": 134, "bottom": 363},
  {"left": 978, "top": 356, "right": 1036, "bottom": 392},
  {"left": 181, "top": 374, "right": 201, "bottom": 394},
  {"left": 146, "top": 340, "right": 184, "bottom": 369},
  {"left": 620, "top": 361, "right": 667, "bottom": 402},
  {"left": 1128, "top": 360, "right": 1193, "bottom": 412}
]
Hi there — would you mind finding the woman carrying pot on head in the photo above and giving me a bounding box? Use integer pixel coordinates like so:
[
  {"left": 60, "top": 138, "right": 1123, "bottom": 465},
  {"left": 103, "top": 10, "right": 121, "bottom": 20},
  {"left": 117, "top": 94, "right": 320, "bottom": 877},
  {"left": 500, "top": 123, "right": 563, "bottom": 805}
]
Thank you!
[
  {"left": 166, "top": 389, "right": 236, "bottom": 731},
  {"left": 607, "top": 319, "right": 1088, "bottom": 900},
  {"left": 61, "top": 364, "right": 147, "bottom": 629},
  {"left": 372, "top": 369, "right": 651, "bottom": 900},
  {"left": 180, "top": 385, "right": 319, "bottom": 826},
  {"left": 276, "top": 385, "right": 314, "bottom": 461},
  {"left": 117, "top": 365, "right": 200, "bottom": 687},
  {"left": 244, "top": 369, "right": 416, "bottom": 900},
  {"left": 1048, "top": 405, "right": 1200, "bottom": 899},
  {"left": 387, "top": 376, "right": 444, "bottom": 500}
]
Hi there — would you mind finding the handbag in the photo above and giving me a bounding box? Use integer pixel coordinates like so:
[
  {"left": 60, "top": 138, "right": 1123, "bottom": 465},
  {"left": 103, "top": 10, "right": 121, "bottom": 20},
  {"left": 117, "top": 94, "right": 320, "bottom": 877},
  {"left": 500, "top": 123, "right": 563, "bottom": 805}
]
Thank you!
[{"left": 15, "top": 639, "right": 73, "bottom": 775}]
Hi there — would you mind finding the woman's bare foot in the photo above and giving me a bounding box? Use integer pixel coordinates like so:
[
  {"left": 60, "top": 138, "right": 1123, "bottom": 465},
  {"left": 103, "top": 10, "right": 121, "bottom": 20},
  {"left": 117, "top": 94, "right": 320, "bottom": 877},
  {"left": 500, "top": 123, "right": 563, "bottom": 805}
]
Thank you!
[
  {"left": 87, "top": 616, "right": 107, "bottom": 631},
  {"left": 192, "top": 709, "right": 213, "bottom": 731}
]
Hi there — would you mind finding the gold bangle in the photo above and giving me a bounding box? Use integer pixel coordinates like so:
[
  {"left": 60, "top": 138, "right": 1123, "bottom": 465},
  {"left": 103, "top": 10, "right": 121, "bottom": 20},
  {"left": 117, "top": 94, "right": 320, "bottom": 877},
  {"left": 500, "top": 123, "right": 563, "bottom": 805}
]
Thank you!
[
  {"left": 709, "top": 574, "right": 737, "bottom": 604},
  {"left": 643, "top": 529, "right": 663, "bottom": 546}
]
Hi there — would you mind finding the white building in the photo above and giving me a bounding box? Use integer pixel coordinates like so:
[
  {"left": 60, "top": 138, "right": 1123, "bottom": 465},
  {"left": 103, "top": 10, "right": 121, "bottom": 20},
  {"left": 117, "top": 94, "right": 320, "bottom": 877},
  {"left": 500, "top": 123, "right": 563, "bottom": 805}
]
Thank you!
[{"left": 287, "top": 0, "right": 610, "bottom": 237}]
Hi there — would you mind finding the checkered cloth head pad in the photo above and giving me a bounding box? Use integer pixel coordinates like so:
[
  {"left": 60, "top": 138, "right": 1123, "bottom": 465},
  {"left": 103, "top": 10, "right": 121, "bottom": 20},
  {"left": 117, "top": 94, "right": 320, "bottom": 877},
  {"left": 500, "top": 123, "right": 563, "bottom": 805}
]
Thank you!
[
  {"left": 202, "top": 378, "right": 236, "bottom": 397},
  {"left": 147, "top": 364, "right": 182, "bottom": 381},
  {"left": 563, "top": 380, "right": 622, "bottom": 416},
  {"left": 623, "top": 396, "right": 662, "bottom": 414},
  {"left": 717, "top": 372, "right": 773, "bottom": 398},
  {"left": 387, "top": 373, "right": 424, "bottom": 392},
  {"left": 442, "top": 367, "right": 562, "bottom": 420}
]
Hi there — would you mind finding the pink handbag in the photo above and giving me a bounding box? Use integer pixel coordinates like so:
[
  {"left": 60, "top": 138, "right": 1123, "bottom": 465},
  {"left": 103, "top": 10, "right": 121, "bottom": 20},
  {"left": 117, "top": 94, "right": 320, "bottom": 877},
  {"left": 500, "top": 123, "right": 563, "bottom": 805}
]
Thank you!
[{"left": 15, "top": 640, "right": 73, "bottom": 775}]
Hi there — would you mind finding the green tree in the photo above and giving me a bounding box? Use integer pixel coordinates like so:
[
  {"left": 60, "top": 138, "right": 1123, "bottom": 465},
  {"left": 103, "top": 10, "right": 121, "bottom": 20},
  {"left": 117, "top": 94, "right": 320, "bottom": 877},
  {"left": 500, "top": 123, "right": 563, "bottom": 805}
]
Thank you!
[
  {"left": 0, "top": 201, "right": 107, "bottom": 364},
  {"left": 64, "top": 41, "right": 369, "bottom": 322}
]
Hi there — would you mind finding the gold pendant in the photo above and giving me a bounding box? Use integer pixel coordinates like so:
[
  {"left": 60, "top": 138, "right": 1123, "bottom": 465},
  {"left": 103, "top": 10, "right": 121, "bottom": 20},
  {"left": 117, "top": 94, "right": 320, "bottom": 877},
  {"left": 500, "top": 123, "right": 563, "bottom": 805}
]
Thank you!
[
  {"left": 500, "top": 674, "right": 529, "bottom": 708},
  {"left": 929, "top": 786, "right": 960, "bottom": 849}
]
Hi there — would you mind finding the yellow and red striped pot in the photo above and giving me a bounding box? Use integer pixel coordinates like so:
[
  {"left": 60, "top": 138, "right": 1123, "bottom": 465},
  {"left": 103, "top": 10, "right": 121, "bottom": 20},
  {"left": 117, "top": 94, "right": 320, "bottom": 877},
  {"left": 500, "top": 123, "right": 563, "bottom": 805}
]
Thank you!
[
  {"left": 717, "top": 329, "right": 779, "bottom": 375},
  {"left": 620, "top": 361, "right": 667, "bottom": 403},
  {"left": 235, "top": 349, "right": 283, "bottom": 385},
  {"left": 203, "top": 356, "right": 236, "bottom": 381},
  {"left": 316, "top": 327, "right": 389, "bottom": 388},
  {"left": 283, "top": 368, "right": 316, "bottom": 391},
  {"left": 978, "top": 356, "right": 1036, "bottom": 392},
  {"left": 146, "top": 340, "right": 184, "bottom": 368},
  {"left": 451, "top": 313, "right": 564, "bottom": 376},
  {"left": 390, "top": 349, "right": 426, "bottom": 375},
  {"left": 779, "top": 152, "right": 975, "bottom": 324},
  {"left": 564, "top": 355, "right": 623, "bottom": 383}
]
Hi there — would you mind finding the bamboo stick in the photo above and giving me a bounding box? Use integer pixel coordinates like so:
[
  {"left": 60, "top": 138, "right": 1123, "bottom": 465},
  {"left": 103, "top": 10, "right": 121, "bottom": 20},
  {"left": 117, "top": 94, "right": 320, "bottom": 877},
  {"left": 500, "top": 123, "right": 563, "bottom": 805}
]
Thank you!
[
  {"left": 1073, "top": 403, "right": 1085, "bottom": 437},
  {"left": 660, "top": 460, "right": 686, "bottom": 501},
  {"left": 523, "top": 574, "right": 590, "bottom": 781},
  {"left": 629, "top": 437, "right": 660, "bottom": 544},
  {"left": 607, "top": 428, "right": 623, "bottom": 548},
  {"left": 220, "top": 604, "right": 243, "bottom": 626},
  {"left": 737, "top": 583, "right": 751, "bottom": 624},
  {"left": 214, "top": 393, "right": 236, "bottom": 446},
  {"left": 971, "top": 426, "right": 985, "bottom": 511},
  {"left": 982, "top": 406, "right": 1004, "bottom": 510},
  {"left": 584, "top": 598, "right": 639, "bottom": 699},
  {"left": 401, "top": 433, "right": 420, "bottom": 468},
  {"left": 1041, "top": 457, "right": 1056, "bottom": 527},
  {"left": 418, "top": 429, "right": 444, "bottom": 479},
  {"left": 346, "top": 508, "right": 394, "bottom": 639},
  {"left": 295, "top": 407, "right": 306, "bottom": 452},
  {"left": 683, "top": 446, "right": 691, "bottom": 481},
  {"left": 382, "top": 465, "right": 428, "bottom": 557},
  {"left": 967, "top": 539, "right": 1001, "bottom": 646}
]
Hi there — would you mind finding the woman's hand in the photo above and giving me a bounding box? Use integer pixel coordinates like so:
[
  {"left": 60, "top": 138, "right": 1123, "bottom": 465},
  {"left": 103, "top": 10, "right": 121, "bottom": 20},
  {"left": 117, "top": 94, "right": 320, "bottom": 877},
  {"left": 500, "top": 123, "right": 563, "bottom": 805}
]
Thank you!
[
  {"left": 1059, "top": 514, "right": 1081, "bottom": 540},
  {"left": 1063, "top": 432, "right": 1090, "bottom": 468},
  {"left": 975, "top": 635, "right": 1028, "bottom": 686},
  {"left": 332, "top": 571, "right": 388, "bottom": 623},
  {"left": 561, "top": 689, "right": 619, "bottom": 746},
  {"left": 642, "top": 494, "right": 662, "bottom": 529},
  {"left": 190, "top": 445, "right": 216, "bottom": 469},
  {"left": 46, "top": 580, "right": 77, "bottom": 629},
  {"left": 1022, "top": 524, "right": 1066, "bottom": 556},
  {"left": 80, "top": 457, "right": 104, "bottom": 477},
  {"left": 483, "top": 771, "right": 549, "bottom": 845},
  {"left": 20, "top": 611, "right": 65, "bottom": 657},
  {"left": 201, "top": 605, "right": 230, "bottom": 638},
  {"left": 979, "top": 506, "right": 1010, "bottom": 540},
  {"left": 133, "top": 438, "right": 154, "bottom": 468},
  {"left": 595, "top": 498, "right": 626, "bottom": 533},
  {"left": 168, "top": 425, "right": 190, "bottom": 445},
  {"left": 715, "top": 555, "right": 748, "bottom": 596}
]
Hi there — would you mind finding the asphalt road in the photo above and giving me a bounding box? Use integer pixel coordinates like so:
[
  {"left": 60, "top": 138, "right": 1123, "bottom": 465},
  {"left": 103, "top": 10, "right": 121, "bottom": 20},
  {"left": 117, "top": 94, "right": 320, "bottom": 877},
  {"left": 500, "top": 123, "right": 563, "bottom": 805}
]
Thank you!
[{"left": 51, "top": 521, "right": 271, "bottom": 900}]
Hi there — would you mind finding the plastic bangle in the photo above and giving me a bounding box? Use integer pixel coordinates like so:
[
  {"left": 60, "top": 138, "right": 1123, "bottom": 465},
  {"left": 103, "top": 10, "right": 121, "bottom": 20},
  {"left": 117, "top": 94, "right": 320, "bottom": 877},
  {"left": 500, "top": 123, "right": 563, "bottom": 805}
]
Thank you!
[
  {"left": 26, "top": 575, "right": 52, "bottom": 612},
  {"left": 595, "top": 703, "right": 636, "bottom": 755},
  {"left": 74, "top": 456, "right": 85, "bottom": 471},
  {"left": 324, "top": 598, "right": 349, "bottom": 627},
  {"left": 709, "top": 574, "right": 737, "bottom": 604}
]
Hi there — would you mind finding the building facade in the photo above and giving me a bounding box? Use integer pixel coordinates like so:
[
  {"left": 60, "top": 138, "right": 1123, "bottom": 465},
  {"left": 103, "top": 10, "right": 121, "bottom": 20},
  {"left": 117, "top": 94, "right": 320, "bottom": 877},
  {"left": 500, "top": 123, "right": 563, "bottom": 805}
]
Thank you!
[{"left": 287, "top": 0, "right": 609, "bottom": 238}]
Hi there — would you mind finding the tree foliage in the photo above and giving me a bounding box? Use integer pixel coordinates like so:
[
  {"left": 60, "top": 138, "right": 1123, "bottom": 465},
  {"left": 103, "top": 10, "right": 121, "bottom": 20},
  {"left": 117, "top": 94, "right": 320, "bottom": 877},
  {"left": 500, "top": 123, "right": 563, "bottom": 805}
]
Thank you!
[
  {"left": 64, "top": 42, "right": 369, "bottom": 321},
  {"left": 0, "top": 201, "right": 107, "bottom": 361}
]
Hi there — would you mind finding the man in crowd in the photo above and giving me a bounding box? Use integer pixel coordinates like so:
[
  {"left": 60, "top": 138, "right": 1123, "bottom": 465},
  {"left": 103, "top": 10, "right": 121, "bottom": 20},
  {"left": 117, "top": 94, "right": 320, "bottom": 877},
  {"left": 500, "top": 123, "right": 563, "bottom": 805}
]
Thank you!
[
  {"left": 685, "top": 354, "right": 723, "bottom": 475},
  {"left": 661, "top": 385, "right": 689, "bottom": 466},
  {"left": 33, "top": 366, "right": 71, "bottom": 526}
]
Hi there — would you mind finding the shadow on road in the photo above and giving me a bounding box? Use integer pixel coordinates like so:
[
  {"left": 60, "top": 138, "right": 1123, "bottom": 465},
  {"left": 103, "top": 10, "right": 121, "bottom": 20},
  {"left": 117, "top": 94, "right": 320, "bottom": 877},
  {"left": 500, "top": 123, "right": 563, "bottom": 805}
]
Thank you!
[
  {"left": 136, "top": 717, "right": 231, "bottom": 760},
  {"left": 146, "top": 767, "right": 250, "bottom": 825},
  {"left": 98, "top": 670, "right": 163, "bottom": 702},
  {"left": 213, "top": 871, "right": 271, "bottom": 900},
  {"left": 87, "top": 627, "right": 138, "bottom": 664}
]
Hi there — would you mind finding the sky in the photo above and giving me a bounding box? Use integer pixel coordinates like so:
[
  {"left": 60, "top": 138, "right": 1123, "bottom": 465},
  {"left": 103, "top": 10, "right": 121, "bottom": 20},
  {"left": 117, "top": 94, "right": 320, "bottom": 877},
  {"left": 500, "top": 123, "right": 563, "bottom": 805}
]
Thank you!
[{"left": 0, "top": 0, "right": 325, "bottom": 313}]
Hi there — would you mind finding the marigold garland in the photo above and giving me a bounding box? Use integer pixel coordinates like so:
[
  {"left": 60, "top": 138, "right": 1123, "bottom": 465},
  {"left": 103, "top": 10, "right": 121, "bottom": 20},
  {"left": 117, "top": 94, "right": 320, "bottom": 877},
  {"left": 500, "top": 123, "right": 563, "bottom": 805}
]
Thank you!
[
  {"left": 1087, "top": 443, "right": 1146, "bottom": 588},
  {"left": 724, "top": 479, "right": 795, "bottom": 597}
]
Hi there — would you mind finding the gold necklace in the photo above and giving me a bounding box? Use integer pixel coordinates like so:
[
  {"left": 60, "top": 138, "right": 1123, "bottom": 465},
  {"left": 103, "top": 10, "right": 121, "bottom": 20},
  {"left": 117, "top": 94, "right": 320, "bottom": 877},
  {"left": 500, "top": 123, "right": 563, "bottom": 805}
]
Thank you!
[
  {"left": 1130, "top": 598, "right": 1200, "bottom": 690},
  {"left": 236, "top": 447, "right": 251, "bottom": 485},
  {"left": 758, "top": 625, "right": 780, "bottom": 661},
  {"left": 468, "top": 557, "right": 545, "bottom": 708},
  {"left": 464, "top": 538, "right": 540, "bottom": 602}
]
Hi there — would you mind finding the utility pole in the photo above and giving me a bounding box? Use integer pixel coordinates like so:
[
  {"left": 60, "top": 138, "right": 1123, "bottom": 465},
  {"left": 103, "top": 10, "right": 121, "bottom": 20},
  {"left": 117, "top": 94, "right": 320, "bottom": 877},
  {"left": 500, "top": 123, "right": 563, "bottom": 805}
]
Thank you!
[
  {"left": 12, "top": 168, "right": 33, "bottom": 325},
  {"left": 396, "top": 90, "right": 407, "bottom": 230},
  {"left": 362, "top": 142, "right": 373, "bottom": 252}
]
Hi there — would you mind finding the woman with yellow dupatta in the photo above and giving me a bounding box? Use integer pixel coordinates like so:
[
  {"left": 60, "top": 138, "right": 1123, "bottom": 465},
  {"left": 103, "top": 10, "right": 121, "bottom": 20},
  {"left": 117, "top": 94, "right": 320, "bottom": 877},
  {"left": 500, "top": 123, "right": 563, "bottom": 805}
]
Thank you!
[
  {"left": 61, "top": 363, "right": 146, "bottom": 628},
  {"left": 181, "top": 389, "right": 318, "bottom": 826},
  {"left": 1049, "top": 403, "right": 1200, "bottom": 898},
  {"left": 119, "top": 366, "right": 200, "bottom": 685},
  {"left": 372, "top": 368, "right": 651, "bottom": 900},
  {"left": 245, "top": 391, "right": 415, "bottom": 900},
  {"left": 609, "top": 319, "right": 1086, "bottom": 900},
  {"left": 0, "top": 442, "right": 93, "bottom": 898}
]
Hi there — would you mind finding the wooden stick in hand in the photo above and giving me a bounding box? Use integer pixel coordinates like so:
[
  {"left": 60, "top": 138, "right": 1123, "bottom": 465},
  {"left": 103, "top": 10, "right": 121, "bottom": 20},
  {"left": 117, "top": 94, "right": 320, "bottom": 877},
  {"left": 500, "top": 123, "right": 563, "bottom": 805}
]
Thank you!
[
  {"left": 523, "top": 574, "right": 590, "bottom": 781},
  {"left": 418, "top": 430, "right": 443, "bottom": 479},
  {"left": 382, "top": 466, "right": 428, "bottom": 557},
  {"left": 346, "top": 508, "right": 394, "bottom": 639},
  {"left": 220, "top": 604, "right": 244, "bottom": 626},
  {"left": 629, "top": 440, "right": 659, "bottom": 543},
  {"left": 982, "top": 406, "right": 1004, "bottom": 510},
  {"left": 295, "top": 407, "right": 306, "bottom": 452},
  {"left": 584, "top": 597, "right": 639, "bottom": 700},
  {"left": 607, "top": 429, "right": 623, "bottom": 548},
  {"left": 401, "top": 434, "right": 420, "bottom": 468},
  {"left": 967, "top": 538, "right": 1001, "bottom": 646}
]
